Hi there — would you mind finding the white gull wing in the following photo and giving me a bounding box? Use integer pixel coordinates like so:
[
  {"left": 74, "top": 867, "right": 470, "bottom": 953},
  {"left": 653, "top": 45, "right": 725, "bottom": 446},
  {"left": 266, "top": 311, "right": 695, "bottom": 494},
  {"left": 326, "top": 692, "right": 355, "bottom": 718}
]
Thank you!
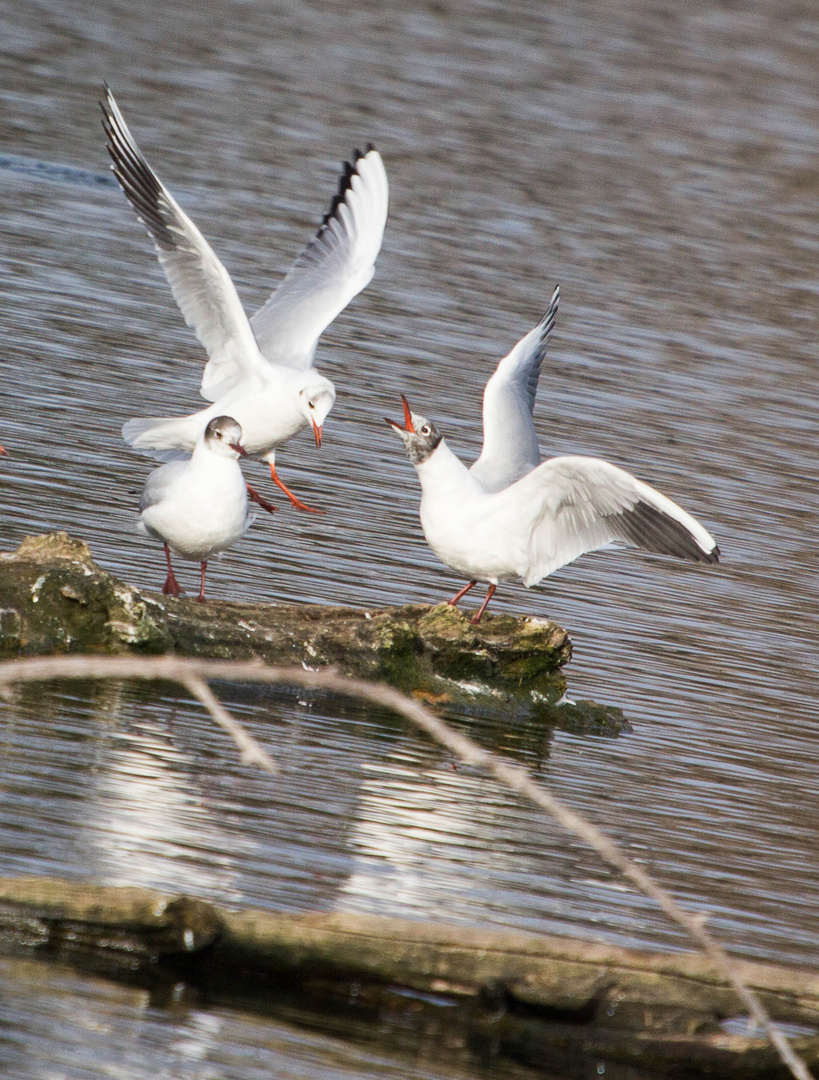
[
  {"left": 469, "top": 285, "right": 559, "bottom": 493},
  {"left": 492, "top": 455, "right": 720, "bottom": 586},
  {"left": 138, "top": 459, "right": 188, "bottom": 516},
  {"left": 249, "top": 146, "right": 389, "bottom": 371},
  {"left": 101, "top": 88, "right": 267, "bottom": 401}
]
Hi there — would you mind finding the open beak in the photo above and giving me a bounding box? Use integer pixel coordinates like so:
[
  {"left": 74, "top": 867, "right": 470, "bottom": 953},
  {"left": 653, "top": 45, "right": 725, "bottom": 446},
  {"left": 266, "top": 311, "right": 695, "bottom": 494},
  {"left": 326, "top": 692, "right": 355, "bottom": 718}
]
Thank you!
[
  {"left": 384, "top": 394, "right": 416, "bottom": 433},
  {"left": 312, "top": 419, "right": 322, "bottom": 448},
  {"left": 229, "top": 442, "right": 247, "bottom": 457}
]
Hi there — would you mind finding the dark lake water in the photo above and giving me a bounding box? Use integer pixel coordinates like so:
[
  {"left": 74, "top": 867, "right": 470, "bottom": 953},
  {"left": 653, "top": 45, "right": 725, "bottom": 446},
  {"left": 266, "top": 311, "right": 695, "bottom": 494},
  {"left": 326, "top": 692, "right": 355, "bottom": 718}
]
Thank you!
[{"left": 1, "top": 0, "right": 819, "bottom": 1076}]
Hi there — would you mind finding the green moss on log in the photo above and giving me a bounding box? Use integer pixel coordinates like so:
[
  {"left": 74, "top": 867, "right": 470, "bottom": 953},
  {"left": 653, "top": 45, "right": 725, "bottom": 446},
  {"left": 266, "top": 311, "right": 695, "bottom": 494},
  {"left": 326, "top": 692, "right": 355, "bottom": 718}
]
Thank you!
[
  {"left": 0, "top": 533, "right": 172, "bottom": 653},
  {"left": 0, "top": 533, "right": 578, "bottom": 716}
]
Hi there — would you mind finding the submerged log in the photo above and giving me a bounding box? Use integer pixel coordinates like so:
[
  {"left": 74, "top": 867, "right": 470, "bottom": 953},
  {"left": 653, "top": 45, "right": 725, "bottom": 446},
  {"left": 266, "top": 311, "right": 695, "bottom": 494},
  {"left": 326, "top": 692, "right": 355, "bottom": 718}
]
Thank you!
[
  {"left": 1, "top": 875, "right": 817, "bottom": 1077},
  {"left": 0, "top": 532, "right": 626, "bottom": 729}
]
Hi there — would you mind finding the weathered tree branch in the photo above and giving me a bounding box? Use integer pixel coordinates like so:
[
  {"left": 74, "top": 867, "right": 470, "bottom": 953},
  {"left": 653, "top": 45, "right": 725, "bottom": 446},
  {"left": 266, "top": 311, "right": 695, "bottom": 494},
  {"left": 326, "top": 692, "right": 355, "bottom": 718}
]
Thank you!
[
  {"left": 1, "top": 873, "right": 818, "bottom": 1076},
  {"left": 0, "top": 532, "right": 609, "bottom": 727}
]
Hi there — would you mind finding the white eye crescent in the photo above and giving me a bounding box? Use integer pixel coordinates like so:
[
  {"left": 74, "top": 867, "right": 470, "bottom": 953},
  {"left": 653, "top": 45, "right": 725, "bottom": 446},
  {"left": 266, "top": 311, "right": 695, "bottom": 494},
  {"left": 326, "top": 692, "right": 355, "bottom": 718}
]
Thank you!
[{"left": 420, "top": 424, "right": 431, "bottom": 436}]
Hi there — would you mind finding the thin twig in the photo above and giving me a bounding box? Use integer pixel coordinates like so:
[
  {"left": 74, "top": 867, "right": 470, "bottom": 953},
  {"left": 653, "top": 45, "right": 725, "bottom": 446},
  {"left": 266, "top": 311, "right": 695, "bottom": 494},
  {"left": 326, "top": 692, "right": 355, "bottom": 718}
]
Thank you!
[
  {"left": 0, "top": 654, "right": 811, "bottom": 1080},
  {"left": 181, "top": 673, "right": 278, "bottom": 774}
]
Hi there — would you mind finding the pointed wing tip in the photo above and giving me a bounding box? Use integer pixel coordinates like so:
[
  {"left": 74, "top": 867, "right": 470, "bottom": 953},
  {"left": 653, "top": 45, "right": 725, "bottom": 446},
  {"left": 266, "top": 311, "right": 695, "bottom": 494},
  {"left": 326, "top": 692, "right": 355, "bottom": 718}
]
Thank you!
[
  {"left": 529, "top": 283, "right": 560, "bottom": 344},
  {"left": 617, "top": 499, "right": 722, "bottom": 566},
  {"left": 356, "top": 142, "right": 380, "bottom": 161},
  {"left": 541, "top": 283, "right": 560, "bottom": 323},
  {"left": 99, "top": 83, "right": 120, "bottom": 124},
  {"left": 99, "top": 93, "right": 182, "bottom": 253},
  {"left": 315, "top": 142, "right": 386, "bottom": 231}
]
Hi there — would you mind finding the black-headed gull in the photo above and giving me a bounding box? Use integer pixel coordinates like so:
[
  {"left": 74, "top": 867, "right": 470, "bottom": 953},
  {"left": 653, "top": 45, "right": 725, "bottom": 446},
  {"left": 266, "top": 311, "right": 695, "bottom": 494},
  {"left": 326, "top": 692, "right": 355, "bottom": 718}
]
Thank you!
[
  {"left": 101, "top": 87, "right": 389, "bottom": 512},
  {"left": 138, "top": 415, "right": 252, "bottom": 602},
  {"left": 387, "top": 302, "right": 719, "bottom": 623}
]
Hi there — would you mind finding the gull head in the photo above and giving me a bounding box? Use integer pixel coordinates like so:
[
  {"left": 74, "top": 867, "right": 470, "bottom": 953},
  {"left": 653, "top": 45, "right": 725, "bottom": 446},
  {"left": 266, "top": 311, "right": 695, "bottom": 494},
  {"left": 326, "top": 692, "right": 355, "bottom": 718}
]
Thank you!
[
  {"left": 385, "top": 395, "right": 443, "bottom": 465},
  {"left": 204, "top": 415, "right": 246, "bottom": 459},
  {"left": 298, "top": 377, "right": 336, "bottom": 448}
]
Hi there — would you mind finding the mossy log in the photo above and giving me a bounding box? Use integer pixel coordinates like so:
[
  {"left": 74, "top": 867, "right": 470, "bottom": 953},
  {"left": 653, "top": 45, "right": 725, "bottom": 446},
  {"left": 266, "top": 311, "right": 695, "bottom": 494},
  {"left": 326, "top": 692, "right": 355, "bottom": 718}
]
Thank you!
[
  {"left": 1, "top": 875, "right": 817, "bottom": 1077},
  {"left": 0, "top": 532, "right": 612, "bottom": 726}
]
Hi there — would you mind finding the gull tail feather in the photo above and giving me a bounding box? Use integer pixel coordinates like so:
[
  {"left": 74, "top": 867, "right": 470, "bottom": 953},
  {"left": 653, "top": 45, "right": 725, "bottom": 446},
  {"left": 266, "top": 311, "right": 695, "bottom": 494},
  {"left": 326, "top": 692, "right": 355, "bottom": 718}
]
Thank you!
[{"left": 122, "top": 415, "right": 203, "bottom": 460}]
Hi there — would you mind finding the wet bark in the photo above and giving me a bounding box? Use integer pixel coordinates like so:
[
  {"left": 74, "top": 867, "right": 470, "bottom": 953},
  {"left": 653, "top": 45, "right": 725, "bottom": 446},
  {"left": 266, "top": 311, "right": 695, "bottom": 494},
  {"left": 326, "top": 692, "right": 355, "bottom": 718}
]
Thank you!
[
  {"left": 2, "top": 874, "right": 817, "bottom": 1077},
  {"left": 0, "top": 532, "right": 583, "bottom": 720}
]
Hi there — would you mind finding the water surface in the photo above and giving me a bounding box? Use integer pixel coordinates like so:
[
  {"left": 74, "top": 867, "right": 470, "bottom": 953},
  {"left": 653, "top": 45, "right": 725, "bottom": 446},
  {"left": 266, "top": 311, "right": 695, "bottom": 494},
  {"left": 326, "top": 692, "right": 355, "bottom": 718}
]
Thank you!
[{"left": 1, "top": 0, "right": 818, "bottom": 1076}]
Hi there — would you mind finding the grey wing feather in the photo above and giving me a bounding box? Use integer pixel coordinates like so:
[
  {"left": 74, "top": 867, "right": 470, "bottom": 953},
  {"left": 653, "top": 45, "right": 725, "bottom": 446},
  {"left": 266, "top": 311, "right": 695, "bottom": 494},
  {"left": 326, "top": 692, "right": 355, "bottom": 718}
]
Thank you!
[
  {"left": 138, "top": 459, "right": 188, "bottom": 513},
  {"left": 499, "top": 455, "right": 719, "bottom": 585},
  {"left": 101, "top": 87, "right": 265, "bottom": 400},
  {"left": 470, "top": 285, "right": 559, "bottom": 493},
  {"left": 249, "top": 146, "right": 389, "bottom": 370}
]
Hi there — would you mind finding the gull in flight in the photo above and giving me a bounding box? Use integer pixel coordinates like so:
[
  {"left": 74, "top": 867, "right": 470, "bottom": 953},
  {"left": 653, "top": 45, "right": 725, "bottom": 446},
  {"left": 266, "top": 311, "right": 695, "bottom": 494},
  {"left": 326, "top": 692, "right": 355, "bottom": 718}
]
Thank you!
[
  {"left": 138, "top": 415, "right": 253, "bottom": 602},
  {"left": 387, "top": 288, "right": 719, "bottom": 623},
  {"left": 102, "top": 86, "right": 389, "bottom": 512}
]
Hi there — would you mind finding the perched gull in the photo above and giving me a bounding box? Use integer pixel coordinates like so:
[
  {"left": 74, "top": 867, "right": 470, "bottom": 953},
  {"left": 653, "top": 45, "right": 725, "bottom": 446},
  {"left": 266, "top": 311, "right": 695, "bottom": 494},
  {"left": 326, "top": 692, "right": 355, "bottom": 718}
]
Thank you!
[
  {"left": 387, "top": 295, "right": 719, "bottom": 623},
  {"left": 101, "top": 86, "right": 389, "bottom": 512},
  {"left": 138, "top": 415, "right": 253, "bottom": 602}
]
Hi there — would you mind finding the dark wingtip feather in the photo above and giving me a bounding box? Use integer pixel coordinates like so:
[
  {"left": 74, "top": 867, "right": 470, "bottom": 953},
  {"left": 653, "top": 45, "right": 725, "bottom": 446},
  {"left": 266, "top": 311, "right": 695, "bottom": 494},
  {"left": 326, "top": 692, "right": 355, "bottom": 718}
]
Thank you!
[
  {"left": 315, "top": 145, "right": 376, "bottom": 234},
  {"left": 538, "top": 283, "right": 560, "bottom": 331},
  {"left": 617, "top": 501, "right": 719, "bottom": 564},
  {"left": 100, "top": 91, "right": 177, "bottom": 251}
]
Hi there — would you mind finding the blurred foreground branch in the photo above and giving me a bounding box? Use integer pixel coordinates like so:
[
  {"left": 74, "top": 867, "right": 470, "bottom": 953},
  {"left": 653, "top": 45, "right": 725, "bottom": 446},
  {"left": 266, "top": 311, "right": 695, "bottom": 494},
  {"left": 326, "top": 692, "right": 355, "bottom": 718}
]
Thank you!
[{"left": 0, "top": 654, "right": 812, "bottom": 1080}]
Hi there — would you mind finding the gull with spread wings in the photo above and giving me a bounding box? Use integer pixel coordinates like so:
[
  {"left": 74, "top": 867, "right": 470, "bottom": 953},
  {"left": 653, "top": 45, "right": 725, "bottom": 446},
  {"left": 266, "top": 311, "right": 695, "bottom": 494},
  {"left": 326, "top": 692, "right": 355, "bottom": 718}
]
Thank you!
[
  {"left": 102, "top": 86, "right": 389, "bottom": 512},
  {"left": 388, "top": 287, "right": 719, "bottom": 623}
]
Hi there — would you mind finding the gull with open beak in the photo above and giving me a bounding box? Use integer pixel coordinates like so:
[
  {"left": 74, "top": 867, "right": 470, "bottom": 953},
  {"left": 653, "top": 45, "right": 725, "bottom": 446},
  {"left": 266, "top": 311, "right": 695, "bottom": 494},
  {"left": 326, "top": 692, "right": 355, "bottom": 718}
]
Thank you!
[
  {"left": 137, "top": 415, "right": 253, "bottom": 602},
  {"left": 387, "top": 292, "right": 719, "bottom": 624},
  {"left": 102, "top": 87, "right": 389, "bottom": 512}
]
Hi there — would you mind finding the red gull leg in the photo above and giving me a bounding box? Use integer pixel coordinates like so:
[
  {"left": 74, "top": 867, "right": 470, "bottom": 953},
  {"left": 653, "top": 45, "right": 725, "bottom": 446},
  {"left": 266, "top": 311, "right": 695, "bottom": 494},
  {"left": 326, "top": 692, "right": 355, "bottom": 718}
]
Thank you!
[
  {"left": 270, "top": 462, "right": 322, "bottom": 514},
  {"left": 469, "top": 583, "right": 497, "bottom": 625},
  {"left": 246, "top": 483, "right": 277, "bottom": 514},
  {"left": 448, "top": 580, "right": 477, "bottom": 608},
  {"left": 161, "top": 543, "right": 183, "bottom": 597},
  {"left": 196, "top": 561, "right": 207, "bottom": 603}
]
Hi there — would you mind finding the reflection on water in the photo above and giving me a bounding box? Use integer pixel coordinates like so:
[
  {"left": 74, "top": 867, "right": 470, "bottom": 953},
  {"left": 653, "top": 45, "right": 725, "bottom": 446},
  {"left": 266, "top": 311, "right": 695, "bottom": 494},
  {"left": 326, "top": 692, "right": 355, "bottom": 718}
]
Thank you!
[
  {"left": 2, "top": 681, "right": 817, "bottom": 964},
  {"left": 3, "top": 953, "right": 562, "bottom": 1080},
  {"left": 2, "top": 0, "right": 819, "bottom": 1075},
  {"left": 83, "top": 694, "right": 249, "bottom": 901}
]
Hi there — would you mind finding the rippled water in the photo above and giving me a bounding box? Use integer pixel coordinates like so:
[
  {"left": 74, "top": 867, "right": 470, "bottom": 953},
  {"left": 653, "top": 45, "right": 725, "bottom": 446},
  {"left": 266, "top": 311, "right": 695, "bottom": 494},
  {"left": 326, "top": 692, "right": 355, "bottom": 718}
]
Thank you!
[{"left": 1, "top": 0, "right": 819, "bottom": 1076}]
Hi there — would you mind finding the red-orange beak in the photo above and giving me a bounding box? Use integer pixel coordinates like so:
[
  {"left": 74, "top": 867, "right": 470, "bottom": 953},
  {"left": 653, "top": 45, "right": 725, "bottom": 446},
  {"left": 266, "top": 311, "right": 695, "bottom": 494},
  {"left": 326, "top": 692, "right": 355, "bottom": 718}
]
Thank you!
[
  {"left": 400, "top": 394, "right": 416, "bottom": 432},
  {"left": 0, "top": 446, "right": 6, "bottom": 456},
  {"left": 229, "top": 442, "right": 247, "bottom": 457},
  {"left": 384, "top": 394, "right": 417, "bottom": 434},
  {"left": 312, "top": 419, "right": 323, "bottom": 448}
]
